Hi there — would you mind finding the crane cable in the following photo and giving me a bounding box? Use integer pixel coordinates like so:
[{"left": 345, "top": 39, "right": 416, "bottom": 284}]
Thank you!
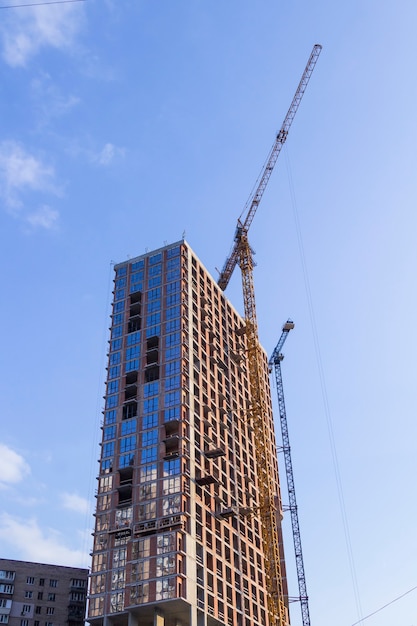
[
  {"left": 0, "top": 0, "right": 85, "bottom": 9},
  {"left": 350, "top": 584, "right": 417, "bottom": 625},
  {"left": 284, "top": 147, "right": 364, "bottom": 625}
]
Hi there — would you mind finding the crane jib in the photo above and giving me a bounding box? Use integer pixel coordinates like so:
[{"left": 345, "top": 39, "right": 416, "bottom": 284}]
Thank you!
[{"left": 218, "top": 44, "right": 322, "bottom": 292}]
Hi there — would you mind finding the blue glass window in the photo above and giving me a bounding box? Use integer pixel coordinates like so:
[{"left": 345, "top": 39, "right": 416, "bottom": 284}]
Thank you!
[
  {"left": 166, "top": 281, "right": 180, "bottom": 294},
  {"left": 149, "top": 253, "right": 162, "bottom": 265},
  {"left": 131, "top": 259, "right": 145, "bottom": 271},
  {"left": 146, "top": 312, "right": 161, "bottom": 327},
  {"left": 131, "top": 271, "right": 144, "bottom": 283},
  {"left": 165, "top": 361, "right": 180, "bottom": 376},
  {"left": 163, "top": 458, "right": 180, "bottom": 476},
  {"left": 146, "top": 325, "right": 161, "bottom": 338},
  {"left": 119, "top": 453, "right": 134, "bottom": 468},
  {"left": 164, "top": 407, "right": 180, "bottom": 422},
  {"left": 120, "top": 436, "right": 136, "bottom": 453},
  {"left": 106, "top": 394, "right": 118, "bottom": 409},
  {"left": 109, "top": 365, "right": 120, "bottom": 379},
  {"left": 126, "top": 346, "right": 140, "bottom": 360},
  {"left": 116, "top": 277, "right": 126, "bottom": 288},
  {"left": 141, "top": 446, "right": 157, "bottom": 463},
  {"left": 143, "top": 413, "right": 158, "bottom": 429},
  {"left": 167, "top": 269, "right": 180, "bottom": 282},
  {"left": 166, "top": 306, "right": 180, "bottom": 320},
  {"left": 165, "top": 319, "right": 180, "bottom": 333},
  {"left": 116, "top": 265, "right": 127, "bottom": 277},
  {"left": 142, "top": 430, "right": 158, "bottom": 447},
  {"left": 109, "top": 352, "right": 121, "bottom": 365},
  {"left": 111, "top": 325, "right": 123, "bottom": 339},
  {"left": 111, "top": 339, "right": 122, "bottom": 351},
  {"left": 166, "top": 293, "right": 180, "bottom": 306},
  {"left": 103, "top": 442, "right": 115, "bottom": 458},
  {"left": 112, "top": 313, "right": 124, "bottom": 325},
  {"left": 148, "top": 276, "right": 161, "bottom": 288},
  {"left": 167, "top": 257, "right": 180, "bottom": 270},
  {"left": 127, "top": 331, "right": 141, "bottom": 346},
  {"left": 166, "top": 346, "right": 180, "bottom": 361},
  {"left": 165, "top": 391, "right": 180, "bottom": 407},
  {"left": 148, "top": 264, "right": 161, "bottom": 277},
  {"left": 130, "top": 282, "right": 143, "bottom": 294},
  {"left": 147, "top": 300, "right": 161, "bottom": 313},
  {"left": 107, "top": 380, "right": 119, "bottom": 394},
  {"left": 144, "top": 398, "right": 158, "bottom": 413},
  {"left": 148, "top": 287, "right": 161, "bottom": 301},
  {"left": 115, "top": 288, "right": 125, "bottom": 301},
  {"left": 167, "top": 246, "right": 180, "bottom": 258},
  {"left": 121, "top": 419, "right": 137, "bottom": 436},
  {"left": 144, "top": 382, "right": 159, "bottom": 398},
  {"left": 165, "top": 375, "right": 180, "bottom": 391},
  {"left": 104, "top": 425, "right": 116, "bottom": 441},
  {"left": 114, "top": 301, "right": 125, "bottom": 313},
  {"left": 101, "top": 459, "right": 112, "bottom": 472},
  {"left": 126, "top": 359, "right": 139, "bottom": 372},
  {"left": 105, "top": 410, "right": 117, "bottom": 424},
  {"left": 166, "top": 332, "right": 180, "bottom": 347}
]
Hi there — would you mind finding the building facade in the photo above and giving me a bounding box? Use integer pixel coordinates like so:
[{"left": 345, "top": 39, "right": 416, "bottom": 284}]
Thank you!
[
  {"left": 0, "top": 559, "right": 88, "bottom": 626},
  {"left": 88, "top": 241, "right": 286, "bottom": 626}
]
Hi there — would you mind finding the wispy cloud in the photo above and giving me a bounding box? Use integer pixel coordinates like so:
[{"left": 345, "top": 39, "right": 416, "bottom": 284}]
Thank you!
[
  {"left": 0, "top": 513, "right": 88, "bottom": 567},
  {"left": 61, "top": 492, "right": 91, "bottom": 515},
  {"left": 31, "top": 74, "right": 81, "bottom": 122},
  {"left": 26, "top": 205, "right": 59, "bottom": 230},
  {"left": 0, "top": 444, "right": 30, "bottom": 489},
  {"left": 0, "top": 3, "right": 85, "bottom": 68},
  {"left": 94, "top": 142, "right": 126, "bottom": 166},
  {"left": 0, "top": 141, "right": 60, "bottom": 228}
]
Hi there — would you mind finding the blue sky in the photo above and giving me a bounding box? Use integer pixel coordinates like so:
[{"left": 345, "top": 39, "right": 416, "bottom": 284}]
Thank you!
[{"left": 1, "top": 1, "right": 416, "bottom": 625}]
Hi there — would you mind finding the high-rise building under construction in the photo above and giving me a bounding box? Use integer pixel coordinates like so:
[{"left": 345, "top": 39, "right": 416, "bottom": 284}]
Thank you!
[{"left": 88, "top": 240, "right": 287, "bottom": 626}]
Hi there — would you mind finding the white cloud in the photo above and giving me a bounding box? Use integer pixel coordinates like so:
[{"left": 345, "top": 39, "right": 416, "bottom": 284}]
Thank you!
[
  {"left": 0, "top": 444, "right": 30, "bottom": 488},
  {"left": 0, "top": 514, "right": 88, "bottom": 567},
  {"left": 0, "top": 4, "right": 84, "bottom": 68},
  {"left": 94, "top": 142, "right": 125, "bottom": 166},
  {"left": 0, "top": 140, "right": 56, "bottom": 209},
  {"left": 61, "top": 492, "right": 90, "bottom": 515},
  {"left": 26, "top": 205, "right": 59, "bottom": 230},
  {"left": 0, "top": 141, "right": 61, "bottom": 228}
]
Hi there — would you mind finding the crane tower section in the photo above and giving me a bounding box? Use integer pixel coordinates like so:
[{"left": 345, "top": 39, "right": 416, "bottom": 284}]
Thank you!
[{"left": 270, "top": 321, "right": 312, "bottom": 626}]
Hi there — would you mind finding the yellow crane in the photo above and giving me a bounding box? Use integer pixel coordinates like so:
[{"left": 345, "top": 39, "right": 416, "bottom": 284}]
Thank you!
[{"left": 217, "top": 45, "right": 322, "bottom": 626}]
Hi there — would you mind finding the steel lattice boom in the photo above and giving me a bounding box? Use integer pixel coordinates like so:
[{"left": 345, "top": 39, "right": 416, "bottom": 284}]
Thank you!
[
  {"left": 270, "top": 321, "right": 312, "bottom": 626},
  {"left": 217, "top": 44, "right": 322, "bottom": 291}
]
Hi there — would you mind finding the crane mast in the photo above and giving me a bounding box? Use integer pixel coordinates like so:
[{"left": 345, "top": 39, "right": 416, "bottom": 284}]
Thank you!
[
  {"left": 217, "top": 45, "right": 321, "bottom": 626},
  {"left": 270, "top": 321, "right": 311, "bottom": 626}
]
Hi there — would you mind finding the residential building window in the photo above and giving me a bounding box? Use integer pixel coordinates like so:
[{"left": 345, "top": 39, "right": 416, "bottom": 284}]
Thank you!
[
  {"left": 120, "top": 436, "right": 136, "bottom": 453},
  {"left": 121, "top": 419, "right": 136, "bottom": 436},
  {"left": 105, "top": 394, "right": 118, "bottom": 409},
  {"left": 142, "top": 430, "right": 158, "bottom": 447},
  {"left": 35, "top": 607, "right": 42, "bottom": 615},
  {"left": 163, "top": 458, "right": 180, "bottom": 476},
  {"left": 20, "top": 620, "right": 29, "bottom": 626},
  {"left": 46, "top": 609, "right": 54, "bottom": 616},
  {"left": 22, "top": 605, "right": 31, "bottom": 614},
  {"left": 24, "top": 591, "right": 33, "bottom": 598},
  {"left": 131, "top": 260, "right": 144, "bottom": 271},
  {"left": 37, "top": 593, "right": 43, "bottom": 600},
  {"left": 126, "top": 331, "right": 141, "bottom": 346},
  {"left": 143, "top": 413, "right": 158, "bottom": 429},
  {"left": 47, "top": 593, "right": 55, "bottom": 601},
  {"left": 26, "top": 577, "right": 34, "bottom": 585},
  {"left": 139, "top": 463, "right": 157, "bottom": 483},
  {"left": 104, "top": 425, "right": 116, "bottom": 441},
  {"left": 141, "top": 446, "right": 157, "bottom": 463}
]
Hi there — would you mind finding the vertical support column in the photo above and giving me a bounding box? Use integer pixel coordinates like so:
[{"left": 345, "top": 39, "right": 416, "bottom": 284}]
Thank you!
[
  {"left": 128, "top": 612, "right": 138, "bottom": 626},
  {"left": 154, "top": 609, "right": 164, "bottom": 626}
]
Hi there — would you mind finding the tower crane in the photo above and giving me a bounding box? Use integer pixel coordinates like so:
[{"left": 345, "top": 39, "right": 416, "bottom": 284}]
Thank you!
[
  {"left": 270, "top": 321, "right": 312, "bottom": 626},
  {"left": 217, "top": 45, "right": 321, "bottom": 626}
]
